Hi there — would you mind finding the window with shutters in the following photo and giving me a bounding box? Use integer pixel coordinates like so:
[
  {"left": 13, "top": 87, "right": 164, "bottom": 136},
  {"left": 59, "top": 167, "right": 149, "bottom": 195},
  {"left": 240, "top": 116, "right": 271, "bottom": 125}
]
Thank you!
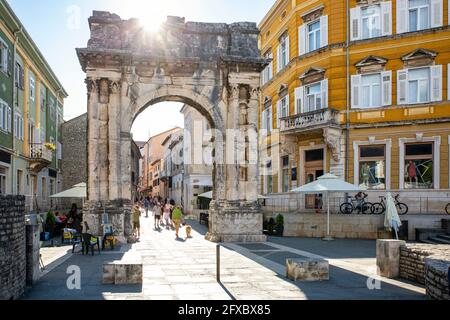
[
  {"left": 409, "top": 0, "right": 430, "bottom": 31},
  {"left": 262, "top": 105, "right": 272, "bottom": 133},
  {"left": 277, "top": 95, "right": 289, "bottom": 128},
  {"left": 14, "top": 112, "right": 24, "bottom": 141},
  {"left": 278, "top": 34, "right": 289, "bottom": 70},
  {"left": 14, "top": 61, "right": 24, "bottom": 90},
  {"left": 408, "top": 67, "right": 430, "bottom": 103},
  {"left": 30, "top": 74, "right": 35, "bottom": 102},
  {"left": 0, "top": 38, "right": 8, "bottom": 74},
  {"left": 307, "top": 20, "right": 321, "bottom": 52},
  {"left": 361, "top": 74, "right": 382, "bottom": 108},
  {"left": 305, "top": 82, "right": 322, "bottom": 112},
  {"left": 262, "top": 51, "right": 273, "bottom": 85},
  {"left": 40, "top": 86, "right": 46, "bottom": 112},
  {"left": 0, "top": 100, "right": 12, "bottom": 132},
  {"left": 361, "top": 5, "right": 381, "bottom": 39}
]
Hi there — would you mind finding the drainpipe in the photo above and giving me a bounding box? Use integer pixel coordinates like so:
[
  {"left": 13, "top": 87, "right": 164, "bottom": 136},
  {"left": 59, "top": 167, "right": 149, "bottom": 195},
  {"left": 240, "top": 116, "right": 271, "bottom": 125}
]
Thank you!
[
  {"left": 345, "top": 0, "right": 350, "bottom": 181},
  {"left": 11, "top": 27, "right": 23, "bottom": 195}
]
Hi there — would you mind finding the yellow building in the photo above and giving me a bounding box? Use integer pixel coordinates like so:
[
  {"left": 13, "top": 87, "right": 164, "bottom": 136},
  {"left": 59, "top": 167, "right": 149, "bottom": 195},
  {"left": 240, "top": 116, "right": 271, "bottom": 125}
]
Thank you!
[{"left": 259, "top": 0, "right": 450, "bottom": 214}]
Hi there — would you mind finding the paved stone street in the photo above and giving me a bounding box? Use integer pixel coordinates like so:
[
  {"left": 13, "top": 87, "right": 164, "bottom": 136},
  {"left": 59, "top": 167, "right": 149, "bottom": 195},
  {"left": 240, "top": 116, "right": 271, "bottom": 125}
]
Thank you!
[{"left": 22, "top": 215, "right": 426, "bottom": 300}]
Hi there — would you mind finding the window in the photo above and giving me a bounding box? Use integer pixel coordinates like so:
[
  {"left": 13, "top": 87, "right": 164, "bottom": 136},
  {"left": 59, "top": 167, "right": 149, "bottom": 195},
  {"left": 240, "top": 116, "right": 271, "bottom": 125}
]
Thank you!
[
  {"left": 14, "top": 61, "right": 24, "bottom": 90},
  {"left": 0, "top": 38, "right": 8, "bottom": 73},
  {"left": 0, "top": 166, "right": 7, "bottom": 194},
  {"left": 281, "top": 156, "right": 290, "bottom": 193},
  {"left": 295, "top": 79, "right": 328, "bottom": 114},
  {"left": 308, "top": 21, "right": 321, "bottom": 52},
  {"left": 361, "top": 74, "right": 382, "bottom": 108},
  {"left": 397, "top": 0, "right": 442, "bottom": 33},
  {"left": 359, "top": 145, "right": 386, "bottom": 190},
  {"left": 361, "top": 5, "right": 381, "bottom": 39},
  {"left": 277, "top": 95, "right": 289, "bottom": 128},
  {"left": 40, "top": 87, "right": 46, "bottom": 111},
  {"left": 408, "top": 67, "right": 430, "bottom": 103},
  {"left": 262, "top": 51, "right": 273, "bottom": 85},
  {"left": 261, "top": 105, "right": 272, "bottom": 133},
  {"left": 404, "top": 143, "right": 434, "bottom": 189},
  {"left": 0, "top": 100, "right": 12, "bottom": 132},
  {"left": 351, "top": 2, "right": 392, "bottom": 40},
  {"left": 49, "top": 178, "right": 56, "bottom": 196},
  {"left": 409, "top": 0, "right": 430, "bottom": 31},
  {"left": 267, "top": 175, "right": 273, "bottom": 194},
  {"left": 277, "top": 33, "right": 289, "bottom": 71},
  {"left": 29, "top": 75, "right": 35, "bottom": 101},
  {"left": 16, "top": 170, "right": 23, "bottom": 195},
  {"left": 352, "top": 71, "right": 392, "bottom": 108},
  {"left": 29, "top": 122, "right": 35, "bottom": 144},
  {"left": 14, "top": 113, "right": 24, "bottom": 141},
  {"left": 305, "top": 82, "right": 322, "bottom": 112},
  {"left": 299, "top": 16, "right": 328, "bottom": 55}
]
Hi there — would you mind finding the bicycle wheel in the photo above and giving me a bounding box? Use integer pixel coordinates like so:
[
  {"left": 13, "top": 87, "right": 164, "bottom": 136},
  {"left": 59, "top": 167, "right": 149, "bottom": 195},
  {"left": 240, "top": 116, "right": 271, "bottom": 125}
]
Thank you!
[
  {"left": 372, "top": 203, "right": 385, "bottom": 215},
  {"left": 362, "top": 202, "right": 374, "bottom": 215},
  {"left": 340, "top": 203, "right": 353, "bottom": 215},
  {"left": 397, "top": 203, "right": 408, "bottom": 215},
  {"left": 446, "top": 203, "right": 450, "bottom": 215}
]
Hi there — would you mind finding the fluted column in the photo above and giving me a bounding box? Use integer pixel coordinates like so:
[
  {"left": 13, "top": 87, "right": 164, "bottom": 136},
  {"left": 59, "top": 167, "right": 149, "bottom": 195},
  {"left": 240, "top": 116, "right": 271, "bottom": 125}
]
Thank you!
[
  {"left": 86, "top": 78, "right": 100, "bottom": 201},
  {"left": 108, "top": 80, "right": 122, "bottom": 200},
  {"left": 226, "top": 84, "right": 240, "bottom": 201},
  {"left": 246, "top": 86, "right": 260, "bottom": 202}
]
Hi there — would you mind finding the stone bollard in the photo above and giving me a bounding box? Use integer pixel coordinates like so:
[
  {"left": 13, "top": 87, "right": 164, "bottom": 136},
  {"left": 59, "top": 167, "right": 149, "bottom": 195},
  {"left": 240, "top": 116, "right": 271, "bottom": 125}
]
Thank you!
[{"left": 376, "top": 239, "right": 406, "bottom": 278}]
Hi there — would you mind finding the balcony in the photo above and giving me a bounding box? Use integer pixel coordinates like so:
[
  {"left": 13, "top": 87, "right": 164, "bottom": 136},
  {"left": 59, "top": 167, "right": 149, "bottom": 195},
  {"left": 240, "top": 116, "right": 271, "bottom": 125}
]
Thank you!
[
  {"left": 280, "top": 108, "right": 340, "bottom": 135},
  {"left": 29, "top": 143, "right": 53, "bottom": 173}
]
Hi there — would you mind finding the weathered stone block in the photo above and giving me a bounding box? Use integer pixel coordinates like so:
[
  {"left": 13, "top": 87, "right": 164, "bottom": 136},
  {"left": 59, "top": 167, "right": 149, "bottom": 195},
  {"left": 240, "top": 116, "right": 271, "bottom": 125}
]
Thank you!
[
  {"left": 286, "top": 258, "right": 329, "bottom": 282},
  {"left": 103, "top": 261, "right": 143, "bottom": 285},
  {"left": 377, "top": 239, "right": 406, "bottom": 278}
]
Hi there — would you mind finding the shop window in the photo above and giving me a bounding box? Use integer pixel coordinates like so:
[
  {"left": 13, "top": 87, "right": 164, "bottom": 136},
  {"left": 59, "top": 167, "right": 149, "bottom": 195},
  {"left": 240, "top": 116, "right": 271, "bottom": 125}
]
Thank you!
[
  {"left": 404, "top": 143, "right": 434, "bottom": 189},
  {"left": 359, "top": 145, "right": 386, "bottom": 190}
]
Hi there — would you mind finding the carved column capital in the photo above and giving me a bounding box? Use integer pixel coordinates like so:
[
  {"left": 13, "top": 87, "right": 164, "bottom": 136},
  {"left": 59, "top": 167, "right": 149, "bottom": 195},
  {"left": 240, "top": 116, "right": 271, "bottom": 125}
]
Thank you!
[
  {"left": 230, "top": 84, "right": 240, "bottom": 100},
  {"left": 250, "top": 86, "right": 260, "bottom": 100},
  {"left": 85, "top": 78, "right": 98, "bottom": 96},
  {"left": 109, "top": 80, "right": 122, "bottom": 94}
]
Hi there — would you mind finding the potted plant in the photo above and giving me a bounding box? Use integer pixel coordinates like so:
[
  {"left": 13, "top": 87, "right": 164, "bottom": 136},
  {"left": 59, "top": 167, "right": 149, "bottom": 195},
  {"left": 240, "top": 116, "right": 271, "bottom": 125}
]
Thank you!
[
  {"left": 275, "top": 214, "right": 284, "bottom": 237},
  {"left": 44, "top": 143, "right": 56, "bottom": 152}
]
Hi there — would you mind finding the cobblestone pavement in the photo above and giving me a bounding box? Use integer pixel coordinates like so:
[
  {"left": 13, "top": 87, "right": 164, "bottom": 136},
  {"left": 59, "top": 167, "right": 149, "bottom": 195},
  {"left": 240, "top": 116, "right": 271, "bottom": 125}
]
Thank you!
[{"left": 23, "top": 215, "right": 426, "bottom": 300}]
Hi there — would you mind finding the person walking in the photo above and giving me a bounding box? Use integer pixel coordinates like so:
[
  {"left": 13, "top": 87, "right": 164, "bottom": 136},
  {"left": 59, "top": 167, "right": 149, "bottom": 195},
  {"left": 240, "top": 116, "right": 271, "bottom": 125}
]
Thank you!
[
  {"left": 162, "top": 200, "right": 173, "bottom": 229},
  {"left": 132, "top": 204, "right": 141, "bottom": 240},
  {"left": 144, "top": 197, "right": 150, "bottom": 218},
  {"left": 172, "top": 205, "right": 183, "bottom": 239}
]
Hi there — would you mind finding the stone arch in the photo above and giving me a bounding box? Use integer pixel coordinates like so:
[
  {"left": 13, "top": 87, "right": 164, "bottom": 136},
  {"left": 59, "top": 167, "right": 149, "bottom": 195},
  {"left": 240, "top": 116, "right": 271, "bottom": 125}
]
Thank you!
[{"left": 78, "top": 11, "right": 267, "bottom": 243}]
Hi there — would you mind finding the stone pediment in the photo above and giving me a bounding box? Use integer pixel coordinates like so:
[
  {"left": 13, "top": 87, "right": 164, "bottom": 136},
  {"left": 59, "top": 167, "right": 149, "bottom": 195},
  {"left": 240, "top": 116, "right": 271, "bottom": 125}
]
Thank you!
[
  {"left": 402, "top": 48, "right": 437, "bottom": 68},
  {"left": 278, "top": 84, "right": 289, "bottom": 97},
  {"left": 300, "top": 67, "right": 325, "bottom": 85},
  {"left": 402, "top": 48, "right": 437, "bottom": 61},
  {"left": 355, "top": 56, "right": 387, "bottom": 73}
]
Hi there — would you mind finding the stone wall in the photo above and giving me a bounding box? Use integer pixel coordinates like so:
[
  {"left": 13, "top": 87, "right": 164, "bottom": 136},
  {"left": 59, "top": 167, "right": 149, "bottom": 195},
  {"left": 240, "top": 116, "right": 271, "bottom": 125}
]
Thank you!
[
  {"left": 264, "top": 212, "right": 384, "bottom": 239},
  {"left": 0, "top": 195, "right": 26, "bottom": 300},
  {"left": 425, "top": 254, "right": 450, "bottom": 300},
  {"left": 399, "top": 243, "right": 450, "bottom": 286}
]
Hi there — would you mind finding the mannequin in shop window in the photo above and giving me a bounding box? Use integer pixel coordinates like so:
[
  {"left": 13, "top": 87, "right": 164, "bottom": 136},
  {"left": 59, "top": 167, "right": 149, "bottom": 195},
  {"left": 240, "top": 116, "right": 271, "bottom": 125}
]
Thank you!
[
  {"left": 406, "top": 161, "right": 418, "bottom": 187},
  {"left": 361, "top": 163, "right": 371, "bottom": 188}
]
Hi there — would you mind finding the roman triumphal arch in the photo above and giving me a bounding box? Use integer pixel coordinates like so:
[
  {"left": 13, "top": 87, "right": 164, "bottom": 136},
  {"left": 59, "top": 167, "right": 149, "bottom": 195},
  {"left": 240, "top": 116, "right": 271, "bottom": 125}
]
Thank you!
[{"left": 77, "top": 12, "right": 267, "bottom": 242}]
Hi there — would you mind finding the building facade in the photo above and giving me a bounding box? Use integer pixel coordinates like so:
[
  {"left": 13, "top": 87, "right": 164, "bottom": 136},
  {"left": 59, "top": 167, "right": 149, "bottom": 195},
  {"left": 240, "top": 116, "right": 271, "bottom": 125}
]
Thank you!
[
  {"left": 259, "top": 0, "right": 450, "bottom": 238},
  {"left": 181, "top": 105, "right": 214, "bottom": 218},
  {"left": 140, "top": 127, "right": 182, "bottom": 198},
  {"left": 0, "top": 0, "right": 67, "bottom": 213}
]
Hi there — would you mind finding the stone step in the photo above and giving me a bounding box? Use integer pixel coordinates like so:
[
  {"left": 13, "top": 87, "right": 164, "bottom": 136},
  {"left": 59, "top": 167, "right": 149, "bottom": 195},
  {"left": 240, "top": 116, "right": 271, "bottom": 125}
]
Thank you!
[
  {"left": 421, "top": 239, "right": 444, "bottom": 245},
  {"left": 437, "top": 234, "right": 450, "bottom": 241}
]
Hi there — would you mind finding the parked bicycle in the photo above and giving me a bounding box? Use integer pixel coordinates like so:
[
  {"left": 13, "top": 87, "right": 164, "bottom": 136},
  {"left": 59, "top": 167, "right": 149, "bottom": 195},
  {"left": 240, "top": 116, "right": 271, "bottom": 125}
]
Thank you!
[
  {"left": 340, "top": 193, "right": 374, "bottom": 215},
  {"left": 372, "top": 194, "right": 408, "bottom": 215},
  {"left": 445, "top": 203, "right": 450, "bottom": 214}
]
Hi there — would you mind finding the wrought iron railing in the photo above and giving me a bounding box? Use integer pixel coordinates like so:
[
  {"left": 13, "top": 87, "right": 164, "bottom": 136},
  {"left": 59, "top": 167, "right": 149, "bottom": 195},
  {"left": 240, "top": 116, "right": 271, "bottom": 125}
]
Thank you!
[{"left": 280, "top": 108, "right": 340, "bottom": 133}]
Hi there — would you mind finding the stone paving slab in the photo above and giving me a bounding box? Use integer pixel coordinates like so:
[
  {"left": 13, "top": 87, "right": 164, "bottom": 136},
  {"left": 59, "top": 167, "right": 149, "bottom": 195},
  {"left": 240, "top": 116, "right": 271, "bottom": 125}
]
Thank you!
[{"left": 22, "top": 216, "right": 427, "bottom": 300}]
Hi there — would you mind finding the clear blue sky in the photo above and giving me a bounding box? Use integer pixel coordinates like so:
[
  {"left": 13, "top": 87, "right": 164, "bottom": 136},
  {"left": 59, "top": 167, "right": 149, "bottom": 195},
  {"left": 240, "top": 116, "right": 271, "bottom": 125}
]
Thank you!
[{"left": 7, "top": 0, "right": 274, "bottom": 141}]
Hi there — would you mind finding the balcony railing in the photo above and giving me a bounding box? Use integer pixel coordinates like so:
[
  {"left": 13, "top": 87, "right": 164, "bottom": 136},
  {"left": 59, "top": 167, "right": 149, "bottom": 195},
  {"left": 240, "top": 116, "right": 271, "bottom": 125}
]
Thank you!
[
  {"left": 280, "top": 108, "right": 340, "bottom": 133},
  {"left": 30, "top": 143, "right": 53, "bottom": 163}
]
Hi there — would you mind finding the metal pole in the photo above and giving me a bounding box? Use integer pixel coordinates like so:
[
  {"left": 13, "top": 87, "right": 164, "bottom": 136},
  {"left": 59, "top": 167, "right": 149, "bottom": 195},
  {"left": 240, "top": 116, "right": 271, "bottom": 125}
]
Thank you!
[{"left": 216, "top": 244, "right": 220, "bottom": 283}]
